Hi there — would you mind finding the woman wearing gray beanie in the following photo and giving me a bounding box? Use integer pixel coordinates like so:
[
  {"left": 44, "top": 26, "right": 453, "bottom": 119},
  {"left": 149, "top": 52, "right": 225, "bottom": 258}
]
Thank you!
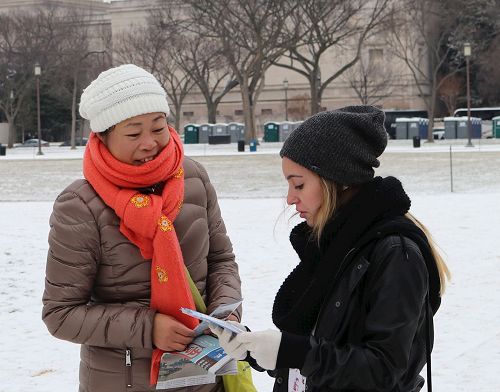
[
  {"left": 211, "top": 105, "right": 450, "bottom": 392},
  {"left": 41, "top": 64, "right": 243, "bottom": 391}
]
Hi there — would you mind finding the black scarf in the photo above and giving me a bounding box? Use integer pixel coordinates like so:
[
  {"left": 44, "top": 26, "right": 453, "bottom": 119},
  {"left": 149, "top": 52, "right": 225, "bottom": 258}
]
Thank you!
[{"left": 272, "top": 176, "right": 439, "bottom": 335}]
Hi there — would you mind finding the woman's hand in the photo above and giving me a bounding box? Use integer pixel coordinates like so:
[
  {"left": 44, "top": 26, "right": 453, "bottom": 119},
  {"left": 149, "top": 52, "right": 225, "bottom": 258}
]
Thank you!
[
  {"left": 209, "top": 322, "right": 248, "bottom": 360},
  {"left": 225, "top": 314, "right": 239, "bottom": 322},
  {"left": 236, "top": 330, "right": 282, "bottom": 370},
  {"left": 153, "top": 313, "right": 195, "bottom": 351}
]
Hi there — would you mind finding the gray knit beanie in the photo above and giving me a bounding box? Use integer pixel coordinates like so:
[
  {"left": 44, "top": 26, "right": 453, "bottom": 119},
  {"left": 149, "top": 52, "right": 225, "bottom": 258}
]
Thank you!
[
  {"left": 280, "top": 105, "right": 387, "bottom": 185},
  {"left": 79, "top": 64, "right": 170, "bottom": 133}
]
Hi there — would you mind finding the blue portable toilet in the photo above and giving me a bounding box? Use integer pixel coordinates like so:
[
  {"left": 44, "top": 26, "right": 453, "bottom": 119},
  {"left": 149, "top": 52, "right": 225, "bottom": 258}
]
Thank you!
[
  {"left": 456, "top": 117, "right": 481, "bottom": 139},
  {"left": 395, "top": 118, "right": 428, "bottom": 139}
]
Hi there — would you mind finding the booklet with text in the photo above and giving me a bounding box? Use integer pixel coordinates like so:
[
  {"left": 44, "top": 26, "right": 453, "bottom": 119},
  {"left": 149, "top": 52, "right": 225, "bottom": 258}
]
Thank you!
[
  {"left": 156, "top": 334, "right": 237, "bottom": 389},
  {"left": 156, "top": 300, "right": 243, "bottom": 389}
]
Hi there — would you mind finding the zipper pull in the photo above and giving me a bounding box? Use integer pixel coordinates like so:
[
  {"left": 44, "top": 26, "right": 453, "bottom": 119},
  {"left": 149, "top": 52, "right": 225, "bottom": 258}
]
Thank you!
[
  {"left": 125, "top": 349, "right": 132, "bottom": 388},
  {"left": 125, "top": 349, "right": 132, "bottom": 366}
]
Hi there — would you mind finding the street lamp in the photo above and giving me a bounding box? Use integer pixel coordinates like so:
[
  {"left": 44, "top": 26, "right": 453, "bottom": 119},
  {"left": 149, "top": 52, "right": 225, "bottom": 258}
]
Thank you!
[
  {"left": 34, "top": 62, "right": 43, "bottom": 155},
  {"left": 463, "top": 42, "right": 473, "bottom": 147},
  {"left": 283, "top": 78, "right": 289, "bottom": 121}
]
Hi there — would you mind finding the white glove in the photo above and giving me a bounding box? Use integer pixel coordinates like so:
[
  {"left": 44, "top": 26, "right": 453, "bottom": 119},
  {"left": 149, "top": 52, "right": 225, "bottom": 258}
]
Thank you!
[
  {"left": 209, "top": 322, "right": 247, "bottom": 361},
  {"left": 236, "top": 329, "right": 282, "bottom": 370}
]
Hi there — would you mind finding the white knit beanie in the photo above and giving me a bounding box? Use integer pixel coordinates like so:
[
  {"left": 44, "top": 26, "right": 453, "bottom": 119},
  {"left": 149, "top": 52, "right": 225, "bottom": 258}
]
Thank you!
[{"left": 79, "top": 64, "right": 170, "bottom": 133}]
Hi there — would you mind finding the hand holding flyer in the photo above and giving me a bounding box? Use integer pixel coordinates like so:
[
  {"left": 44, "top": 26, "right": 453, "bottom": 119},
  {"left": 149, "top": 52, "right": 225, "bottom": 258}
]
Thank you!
[{"left": 180, "top": 307, "right": 245, "bottom": 335}]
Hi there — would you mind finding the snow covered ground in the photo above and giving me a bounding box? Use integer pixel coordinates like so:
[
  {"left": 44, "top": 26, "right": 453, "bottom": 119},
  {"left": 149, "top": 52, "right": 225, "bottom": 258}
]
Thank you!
[{"left": 0, "top": 140, "right": 499, "bottom": 391}]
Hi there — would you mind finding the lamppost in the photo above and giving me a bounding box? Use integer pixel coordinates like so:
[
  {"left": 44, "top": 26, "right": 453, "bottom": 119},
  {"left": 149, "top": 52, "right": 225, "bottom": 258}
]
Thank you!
[
  {"left": 34, "top": 62, "right": 43, "bottom": 155},
  {"left": 463, "top": 42, "right": 473, "bottom": 147},
  {"left": 283, "top": 78, "right": 289, "bottom": 121}
]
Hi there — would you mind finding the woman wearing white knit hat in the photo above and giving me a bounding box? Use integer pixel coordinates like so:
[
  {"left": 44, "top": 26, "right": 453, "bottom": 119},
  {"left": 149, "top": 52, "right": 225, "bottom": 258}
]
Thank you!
[{"left": 42, "top": 64, "right": 243, "bottom": 391}]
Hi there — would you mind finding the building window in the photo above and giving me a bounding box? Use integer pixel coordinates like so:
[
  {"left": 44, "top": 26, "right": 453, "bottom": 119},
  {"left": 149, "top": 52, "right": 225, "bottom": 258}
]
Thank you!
[
  {"left": 234, "top": 109, "right": 244, "bottom": 116},
  {"left": 183, "top": 111, "right": 194, "bottom": 117},
  {"left": 261, "top": 108, "right": 273, "bottom": 115},
  {"left": 368, "top": 48, "right": 383, "bottom": 67}
]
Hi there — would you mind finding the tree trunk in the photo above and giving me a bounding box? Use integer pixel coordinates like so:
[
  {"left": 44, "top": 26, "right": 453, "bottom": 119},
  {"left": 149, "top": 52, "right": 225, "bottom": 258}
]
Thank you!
[
  {"left": 7, "top": 118, "right": 15, "bottom": 148},
  {"left": 241, "top": 81, "right": 256, "bottom": 142},
  {"left": 70, "top": 71, "right": 78, "bottom": 149},
  {"left": 173, "top": 107, "right": 181, "bottom": 132},
  {"left": 207, "top": 100, "right": 217, "bottom": 124},
  {"left": 426, "top": 83, "right": 437, "bottom": 143}
]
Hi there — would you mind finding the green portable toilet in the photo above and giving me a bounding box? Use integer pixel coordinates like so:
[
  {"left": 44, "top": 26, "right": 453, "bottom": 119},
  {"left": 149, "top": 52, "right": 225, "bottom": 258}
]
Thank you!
[
  {"left": 492, "top": 116, "right": 500, "bottom": 138},
  {"left": 183, "top": 123, "right": 199, "bottom": 144},
  {"left": 264, "top": 122, "right": 280, "bottom": 142}
]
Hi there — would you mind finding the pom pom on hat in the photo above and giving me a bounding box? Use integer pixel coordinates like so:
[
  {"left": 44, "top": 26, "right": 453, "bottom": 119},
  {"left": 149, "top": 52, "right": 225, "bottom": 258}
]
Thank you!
[
  {"left": 79, "top": 64, "right": 170, "bottom": 133},
  {"left": 280, "top": 105, "right": 387, "bottom": 185}
]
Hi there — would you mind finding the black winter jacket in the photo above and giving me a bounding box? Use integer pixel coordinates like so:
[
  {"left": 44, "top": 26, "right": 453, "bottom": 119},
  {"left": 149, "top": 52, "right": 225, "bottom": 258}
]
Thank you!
[
  {"left": 273, "top": 235, "right": 431, "bottom": 392},
  {"left": 266, "top": 178, "right": 441, "bottom": 392}
]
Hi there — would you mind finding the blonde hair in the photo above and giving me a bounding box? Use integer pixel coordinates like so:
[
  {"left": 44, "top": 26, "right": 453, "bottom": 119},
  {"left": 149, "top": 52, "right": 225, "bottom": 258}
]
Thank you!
[
  {"left": 405, "top": 212, "right": 451, "bottom": 295},
  {"left": 311, "top": 178, "right": 451, "bottom": 295},
  {"left": 310, "top": 177, "right": 340, "bottom": 242}
]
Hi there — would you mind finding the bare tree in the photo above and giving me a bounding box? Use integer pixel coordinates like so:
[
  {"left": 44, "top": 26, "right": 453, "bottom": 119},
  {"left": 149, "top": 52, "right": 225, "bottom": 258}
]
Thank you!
[
  {"left": 115, "top": 20, "right": 195, "bottom": 132},
  {"left": 438, "top": 74, "right": 463, "bottom": 115},
  {"left": 149, "top": 5, "right": 238, "bottom": 125},
  {"left": 56, "top": 9, "right": 111, "bottom": 148},
  {"left": 0, "top": 5, "right": 70, "bottom": 147},
  {"left": 477, "top": 34, "right": 500, "bottom": 106},
  {"left": 274, "top": 0, "right": 393, "bottom": 115},
  {"left": 184, "top": 0, "right": 300, "bottom": 141},
  {"left": 345, "top": 49, "right": 394, "bottom": 105},
  {"left": 288, "top": 93, "right": 310, "bottom": 121},
  {"left": 385, "top": 0, "right": 492, "bottom": 141},
  {"left": 171, "top": 36, "right": 237, "bottom": 124}
]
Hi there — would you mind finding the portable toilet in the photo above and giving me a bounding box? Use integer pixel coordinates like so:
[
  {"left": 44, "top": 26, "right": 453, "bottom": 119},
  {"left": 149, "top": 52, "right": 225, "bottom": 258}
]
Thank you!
[
  {"left": 198, "top": 123, "right": 213, "bottom": 144},
  {"left": 407, "top": 118, "right": 429, "bottom": 139},
  {"left": 279, "top": 121, "right": 294, "bottom": 142},
  {"left": 492, "top": 116, "right": 500, "bottom": 138},
  {"left": 395, "top": 118, "right": 410, "bottom": 139},
  {"left": 444, "top": 117, "right": 458, "bottom": 139},
  {"left": 456, "top": 117, "right": 481, "bottom": 139},
  {"left": 183, "top": 123, "right": 199, "bottom": 144},
  {"left": 211, "top": 123, "right": 229, "bottom": 136},
  {"left": 209, "top": 123, "right": 230, "bottom": 144},
  {"left": 263, "top": 122, "right": 280, "bottom": 142},
  {"left": 228, "top": 122, "right": 245, "bottom": 142}
]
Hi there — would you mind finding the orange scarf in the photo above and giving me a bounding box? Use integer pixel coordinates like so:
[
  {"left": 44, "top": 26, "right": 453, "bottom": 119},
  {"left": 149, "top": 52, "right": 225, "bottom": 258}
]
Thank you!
[{"left": 82, "top": 127, "right": 197, "bottom": 385}]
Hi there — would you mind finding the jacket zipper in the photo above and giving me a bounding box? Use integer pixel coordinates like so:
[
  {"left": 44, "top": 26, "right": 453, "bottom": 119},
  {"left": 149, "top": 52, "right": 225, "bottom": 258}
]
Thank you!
[{"left": 125, "top": 348, "right": 132, "bottom": 388}]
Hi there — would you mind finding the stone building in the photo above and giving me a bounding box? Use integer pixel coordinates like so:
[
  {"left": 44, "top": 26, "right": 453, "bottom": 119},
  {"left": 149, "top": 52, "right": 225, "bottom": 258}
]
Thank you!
[{"left": 1, "top": 0, "right": 428, "bottom": 136}]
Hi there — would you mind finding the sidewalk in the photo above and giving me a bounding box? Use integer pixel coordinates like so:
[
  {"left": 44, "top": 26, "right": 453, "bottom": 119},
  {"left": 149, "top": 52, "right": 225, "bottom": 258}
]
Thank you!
[{"left": 1, "top": 138, "right": 500, "bottom": 161}]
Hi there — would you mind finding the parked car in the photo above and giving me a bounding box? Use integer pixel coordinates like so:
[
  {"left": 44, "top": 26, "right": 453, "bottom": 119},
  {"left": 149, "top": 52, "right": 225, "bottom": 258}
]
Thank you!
[
  {"left": 59, "top": 137, "right": 88, "bottom": 147},
  {"left": 432, "top": 127, "right": 445, "bottom": 140},
  {"left": 20, "top": 138, "right": 50, "bottom": 147}
]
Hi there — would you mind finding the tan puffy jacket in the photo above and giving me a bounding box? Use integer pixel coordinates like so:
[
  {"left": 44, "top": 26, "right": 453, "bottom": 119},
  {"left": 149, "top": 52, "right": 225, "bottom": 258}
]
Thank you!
[{"left": 42, "top": 158, "right": 241, "bottom": 392}]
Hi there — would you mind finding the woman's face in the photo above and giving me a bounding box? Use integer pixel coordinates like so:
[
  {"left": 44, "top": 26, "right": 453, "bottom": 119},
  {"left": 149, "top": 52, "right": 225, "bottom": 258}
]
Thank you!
[
  {"left": 97, "top": 112, "right": 170, "bottom": 165},
  {"left": 282, "top": 157, "right": 324, "bottom": 226}
]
